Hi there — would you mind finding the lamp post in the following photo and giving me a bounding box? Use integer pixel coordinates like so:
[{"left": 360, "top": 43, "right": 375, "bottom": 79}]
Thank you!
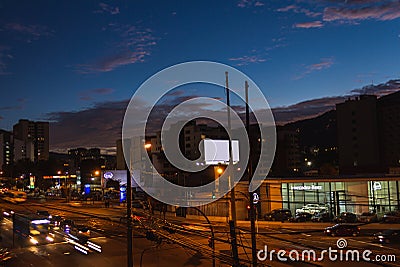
[{"left": 127, "top": 141, "right": 152, "bottom": 267}]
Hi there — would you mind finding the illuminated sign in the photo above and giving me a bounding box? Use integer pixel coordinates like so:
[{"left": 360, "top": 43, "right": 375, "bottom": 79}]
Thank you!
[
  {"left": 252, "top": 192, "right": 259, "bottom": 204},
  {"left": 290, "top": 185, "right": 322, "bottom": 191},
  {"left": 101, "top": 170, "right": 133, "bottom": 187},
  {"left": 372, "top": 182, "right": 382, "bottom": 190},
  {"left": 120, "top": 186, "right": 126, "bottom": 202},
  {"left": 43, "top": 175, "right": 77, "bottom": 179},
  {"left": 103, "top": 172, "right": 114, "bottom": 179}
]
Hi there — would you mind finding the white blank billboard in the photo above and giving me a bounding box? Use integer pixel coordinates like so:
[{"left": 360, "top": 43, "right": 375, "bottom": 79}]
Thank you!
[{"left": 203, "top": 139, "right": 239, "bottom": 165}]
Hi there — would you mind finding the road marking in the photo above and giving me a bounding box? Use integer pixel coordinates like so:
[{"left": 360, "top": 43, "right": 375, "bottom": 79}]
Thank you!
[
  {"left": 348, "top": 238, "right": 400, "bottom": 251},
  {"left": 301, "top": 233, "right": 312, "bottom": 237}
]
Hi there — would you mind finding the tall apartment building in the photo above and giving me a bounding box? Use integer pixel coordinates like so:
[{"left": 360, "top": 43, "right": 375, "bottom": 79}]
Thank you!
[
  {"left": 0, "top": 130, "right": 13, "bottom": 170},
  {"left": 336, "top": 95, "right": 381, "bottom": 174},
  {"left": 270, "top": 126, "right": 301, "bottom": 176},
  {"left": 377, "top": 91, "right": 400, "bottom": 172},
  {"left": 13, "top": 119, "right": 49, "bottom": 161}
]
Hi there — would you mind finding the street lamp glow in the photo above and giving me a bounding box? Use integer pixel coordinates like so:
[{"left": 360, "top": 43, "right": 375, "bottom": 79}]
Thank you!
[
  {"left": 307, "top": 161, "right": 312, "bottom": 166},
  {"left": 94, "top": 170, "right": 100, "bottom": 176},
  {"left": 216, "top": 167, "right": 223, "bottom": 174},
  {"left": 144, "top": 143, "right": 152, "bottom": 149}
]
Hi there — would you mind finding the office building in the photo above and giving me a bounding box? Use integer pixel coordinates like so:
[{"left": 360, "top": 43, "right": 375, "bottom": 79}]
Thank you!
[{"left": 13, "top": 119, "right": 49, "bottom": 161}]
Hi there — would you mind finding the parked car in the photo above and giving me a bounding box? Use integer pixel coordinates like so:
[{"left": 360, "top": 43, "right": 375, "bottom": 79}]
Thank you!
[
  {"left": 324, "top": 224, "right": 360, "bottom": 237},
  {"left": 289, "top": 212, "right": 312, "bottom": 222},
  {"left": 373, "top": 229, "right": 400, "bottom": 244},
  {"left": 264, "top": 209, "right": 292, "bottom": 221},
  {"left": 334, "top": 212, "right": 358, "bottom": 223},
  {"left": 296, "top": 204, "right": 327, "bottom": 215},
  {"left": 382, "top": 211, "right": 400, "bottom": 223},
  {"left": 357, "top": 212, "right": 378, "bottom": 223},
  {"left": 311, "top": 212, "right": 331, "bottom": 222}
]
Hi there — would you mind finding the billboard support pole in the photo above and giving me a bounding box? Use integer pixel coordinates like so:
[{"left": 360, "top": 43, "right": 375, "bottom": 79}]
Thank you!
[
  {"left": 127, "top": 169, "right": 133, "bottom": 267},
  {"left": 246, "top": 81, "right": 257, "bottom": 267}
]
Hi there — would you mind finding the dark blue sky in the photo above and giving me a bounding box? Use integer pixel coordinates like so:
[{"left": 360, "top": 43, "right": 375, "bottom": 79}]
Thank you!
[{"left": 1, "top": 0, "right": 399, "bottom": 151}]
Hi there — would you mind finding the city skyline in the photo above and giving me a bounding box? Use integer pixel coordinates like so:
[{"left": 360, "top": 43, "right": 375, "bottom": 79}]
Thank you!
[{"left": 0, "top": 0, "right": 399, "bottom": 151}]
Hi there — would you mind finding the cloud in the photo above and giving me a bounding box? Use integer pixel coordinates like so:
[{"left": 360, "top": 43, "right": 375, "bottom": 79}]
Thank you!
[
  {"left": 308, "top": 58, "right": 334, "bottom": 71},
  {"left": 0, "top": 98, "right": 26, "bottom": 110},
  {"left": 277, "top": 5, "right": 321, "bottom": 18},
  {"left": 4, "top": 23, "right": 52, "bottom": 42},
  {"left": 79, "top": 88, "right": 115, "bottom": 101},
  {"left": 47, "top": 79, "right": 400, "bottom": 151},
  {"left": 237, "top": 0, "right": 265, "bottom": 8},
  {"left": 228, "top": 55, "right": 267, "bottom": 66},
  {"left": 350, "top": 79, "right": 400, "bottom": 96},
  {"left": 294, "top": 21, "right": 324, "bottom": 28},
  {"left": 94, "top": 3, "right": 120, "bottom": 15},
  {"left": 48, "top": 100, "right": 129, "bottom": 151},
  {"left": 0, "top": 46, "right": 12, "bottom": 75},
  {"left": 76, "top": 24, "right": 157, "bottom": 73},
  {"left": 48, "top": 95, "right": 341, "bottom": 151},
  {"left": 323, "top": 1, "right": 400, "bottom": 22},
  {"left": 272, "top": 96, "right": 346, "bottom": 124},
  {"left": 295, "top": 57, "right": 334, "bottom": 79}
]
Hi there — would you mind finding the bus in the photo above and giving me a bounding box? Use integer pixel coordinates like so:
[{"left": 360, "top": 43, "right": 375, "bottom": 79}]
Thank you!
[
  {"left": 3, "top": 190, "right": 27, "bottom": 204},
  {"left": 13, "top": 212, "right": 55, "bottom": 245}
]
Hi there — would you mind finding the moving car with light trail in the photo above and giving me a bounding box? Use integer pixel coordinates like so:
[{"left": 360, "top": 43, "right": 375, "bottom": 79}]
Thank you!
[
  {"left": 373, "top": 229, "right": 400, "bottom": 244},
  {"left": 13, "top": 212, "right": 55, "bottom": 245},
  {"left": 324, "top": 224, "right": 360, "bottom": 237}
]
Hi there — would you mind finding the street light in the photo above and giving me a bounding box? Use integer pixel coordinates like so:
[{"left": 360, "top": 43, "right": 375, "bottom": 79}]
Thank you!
[{"left": 144, "top": 143, "right": 152, "bottom": 150}]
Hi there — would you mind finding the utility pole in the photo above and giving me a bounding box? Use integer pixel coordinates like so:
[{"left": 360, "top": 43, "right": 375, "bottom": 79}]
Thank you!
[
  {"left": 225, "top": 71, "right": 237, "bottom": 224},
  {"left": 245, "top": 81, "right": 257, "bottom": 267},
  {"left": 127, "top": 148, "right": 133, "bottom": 267},
  {"left": 226, "top": 71, "right": 239, "bottom": 266}
]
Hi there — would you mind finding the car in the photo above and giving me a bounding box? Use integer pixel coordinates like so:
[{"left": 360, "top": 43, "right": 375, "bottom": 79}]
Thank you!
[
  {"left": 264, "top": 209, "right": 292, "bottom": 221},
  {"left": 75, "top": 225, "right": 91, "bottom": 237},
  {"left": 382, "top": 211, "right": 400, "bottom": 223},
  {"left": 67, "top": 225, "right": 91, "bottom": 242},
  {"left": 0, "top": 248, "right": 12, "bottom": 263},
  {"left": 60, "top": 219, "right": 75, "bottom": 233},
  {"left": 357, "top": 212, "right": 378, "bottom": 223},
  {"left": 373, "top": 229, "right": 400, "bottom": 244},
  {"left": 311, "top": 212, "right": 331, "bottom": 222},
  {"left": 334, "top": 212, "right": 358, "bottom": 223},
  {"left": 296, "top": 204, "right": 327, "bottom": 215},
  {"left": 324, "top": 224, "right": 360, "bottom": 237},
  {"left": 289, "top": 212, "right": 312, "bottom": 222},
  {"left": 50, "top": 215, "right": 63, "bottom": 229},
  {"left": 36, "top": 210, "right": 51, "bottom": 219}
]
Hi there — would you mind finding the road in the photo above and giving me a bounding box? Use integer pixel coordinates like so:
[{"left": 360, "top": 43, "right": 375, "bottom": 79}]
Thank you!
[{"left": 1, "top": 199, "right": 400, "bottom": 267}]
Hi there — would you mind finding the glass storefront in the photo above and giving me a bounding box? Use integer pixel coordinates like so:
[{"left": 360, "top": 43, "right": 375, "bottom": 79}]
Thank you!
[
  {"left": 278, "top": 179, "right": 400, "bottom": 216},
  {"left": 368, "top": 180, "right": 400, "bottom": 214}
]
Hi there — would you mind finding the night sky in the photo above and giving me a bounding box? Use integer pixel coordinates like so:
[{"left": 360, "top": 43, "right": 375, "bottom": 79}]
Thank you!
[{"left": 0, "top": 0, "right": 399, "bottom": 152}]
